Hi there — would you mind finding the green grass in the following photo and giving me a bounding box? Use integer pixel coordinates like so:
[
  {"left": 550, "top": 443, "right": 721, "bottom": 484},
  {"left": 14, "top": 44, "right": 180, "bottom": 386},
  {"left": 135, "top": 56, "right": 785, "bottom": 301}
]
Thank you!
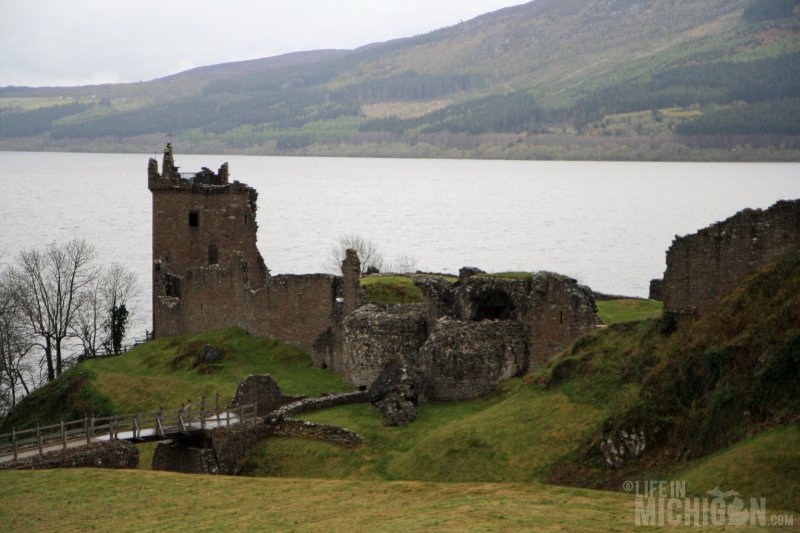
[
  {"left": 667, "top": 424, "right": 800, "bottom": 512},
  {"left": 1, "top": 327, "right": 349, "bottom": 431},
  {"left": 240, "top": 379, "right": 608, "bottom": 483},
  {"left": 596, "top": 299, "right": 664, "bottom": 324},
  {"left": 361, "top": 275, "right": 423, "bottom": 305},
  {"left": 0, "top": 469, "right": 640, "bottom": 532}
]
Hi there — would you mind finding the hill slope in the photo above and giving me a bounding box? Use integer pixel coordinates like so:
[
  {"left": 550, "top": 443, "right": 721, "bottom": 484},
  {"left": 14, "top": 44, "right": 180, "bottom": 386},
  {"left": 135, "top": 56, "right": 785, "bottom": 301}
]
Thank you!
[{"left": 1, "top": 0, "right": 798, "bottom": 160}]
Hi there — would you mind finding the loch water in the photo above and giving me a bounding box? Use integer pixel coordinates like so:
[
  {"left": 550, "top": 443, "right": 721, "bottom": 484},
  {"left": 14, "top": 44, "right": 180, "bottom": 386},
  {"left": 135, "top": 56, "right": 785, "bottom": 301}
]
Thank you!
[{"left": 1, "top": 151, "right": 799, "bottom": 338}]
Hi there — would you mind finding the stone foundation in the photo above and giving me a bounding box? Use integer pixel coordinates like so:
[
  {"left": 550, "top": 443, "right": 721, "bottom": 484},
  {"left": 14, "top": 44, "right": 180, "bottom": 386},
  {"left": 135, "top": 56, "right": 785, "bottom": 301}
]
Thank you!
[{"left": 0, "top": 440, "right": 138, "bottom": 471}]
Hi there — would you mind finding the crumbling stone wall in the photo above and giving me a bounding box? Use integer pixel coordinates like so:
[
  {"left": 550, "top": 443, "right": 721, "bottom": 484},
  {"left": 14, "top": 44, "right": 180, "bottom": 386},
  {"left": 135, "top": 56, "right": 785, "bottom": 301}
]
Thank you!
[
  {"left": 342, "top": 272, "right": 596, "bottom": 400},
  {"left": 648, "top": 279, "right": 663, "bottom": 301},
  {"left": 153, "top": 257, "right": 344, "bottom": 368},
  {"left": 149, "top": 144, "right": 267, "bottom": 292},
  {"left": 662, "top": 199, "right": 800, "bottom": 317},
  {"left": 342, "top": 304, "right": 427, "bottom": 387},
  {"left": 416, "top": 272, "right": 597, "bottom": 371},
  {"left": 417, "top": 318, "right": 528, "bottom": 401},
  {"left": 0, "top": 440, "right": 138, "bottom": 471}
]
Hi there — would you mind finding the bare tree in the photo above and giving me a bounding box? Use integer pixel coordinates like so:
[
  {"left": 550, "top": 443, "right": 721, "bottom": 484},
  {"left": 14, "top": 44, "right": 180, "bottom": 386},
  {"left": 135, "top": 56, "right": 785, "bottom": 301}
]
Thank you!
[
  {"left": 0, "top": 269, "right": 34, "bottom": 412},
  {"left": 73, "top": 263, "right": 138, "bottom": 357},
  {"left": 388, "top": 253, "right": 419, "bottom": 274},
  {"left": 9, "top": 239, "right": 97, "bottom": 381},
  {"left": 329, "top": 234, "right": 384, "bottom": 275}
]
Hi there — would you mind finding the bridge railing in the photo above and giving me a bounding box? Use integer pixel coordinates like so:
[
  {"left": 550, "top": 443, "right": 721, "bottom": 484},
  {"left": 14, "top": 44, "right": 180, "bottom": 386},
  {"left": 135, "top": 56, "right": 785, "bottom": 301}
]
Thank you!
[{"left": 0, "top": 398, "right": 260, "bottom": 462}]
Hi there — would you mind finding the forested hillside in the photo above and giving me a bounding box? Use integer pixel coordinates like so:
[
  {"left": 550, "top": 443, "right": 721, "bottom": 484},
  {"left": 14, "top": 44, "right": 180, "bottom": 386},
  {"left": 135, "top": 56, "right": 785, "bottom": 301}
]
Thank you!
[{"left": 1, "top": 0, "right": 798, "bottom": 160}]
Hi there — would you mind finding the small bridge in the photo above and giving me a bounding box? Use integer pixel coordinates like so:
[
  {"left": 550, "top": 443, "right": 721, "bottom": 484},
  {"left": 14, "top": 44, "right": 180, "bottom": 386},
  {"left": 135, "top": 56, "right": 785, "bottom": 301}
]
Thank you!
[{"left": 0, "top": 399, "right": 259, "bottom": 464}]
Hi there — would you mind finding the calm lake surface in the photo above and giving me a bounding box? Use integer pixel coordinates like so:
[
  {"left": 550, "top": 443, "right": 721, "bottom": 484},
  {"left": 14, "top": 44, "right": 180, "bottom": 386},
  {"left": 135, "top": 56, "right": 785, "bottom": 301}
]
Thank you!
[{"left": 1, "top": 151, "right": 798, "bottom": 338}]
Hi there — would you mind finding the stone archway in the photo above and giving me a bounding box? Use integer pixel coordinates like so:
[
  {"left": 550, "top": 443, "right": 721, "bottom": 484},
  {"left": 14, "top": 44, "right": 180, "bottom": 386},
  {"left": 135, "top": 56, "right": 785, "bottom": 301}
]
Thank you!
[{"left": 471, "top": 289, "right": 516, "bottom": 321}]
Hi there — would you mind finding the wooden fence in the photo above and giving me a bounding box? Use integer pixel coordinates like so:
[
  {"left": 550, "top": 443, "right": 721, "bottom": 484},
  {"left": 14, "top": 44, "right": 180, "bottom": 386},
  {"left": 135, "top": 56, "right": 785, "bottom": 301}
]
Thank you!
[{"left": 0, "top": 397, "right": 259, "bottom": 462}]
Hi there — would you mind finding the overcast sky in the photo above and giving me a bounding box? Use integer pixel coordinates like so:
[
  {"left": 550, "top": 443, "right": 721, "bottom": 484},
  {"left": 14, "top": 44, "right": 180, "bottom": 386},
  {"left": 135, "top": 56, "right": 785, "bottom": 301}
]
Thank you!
[{"left": 0, "top": 0, "right": 526, "bottom": 88}]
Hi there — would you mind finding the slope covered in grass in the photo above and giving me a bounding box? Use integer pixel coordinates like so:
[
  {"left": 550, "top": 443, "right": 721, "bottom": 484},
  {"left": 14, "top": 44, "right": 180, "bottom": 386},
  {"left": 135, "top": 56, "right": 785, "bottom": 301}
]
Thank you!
[
  {"left": 668, "top": 424, "right": 800, "bottom": 512},
  {"left": 0, "top": 327, "right": 348, "bottom": 432},
  {"left": 547, "top": 251, "right": 800, "bottom": 500}
]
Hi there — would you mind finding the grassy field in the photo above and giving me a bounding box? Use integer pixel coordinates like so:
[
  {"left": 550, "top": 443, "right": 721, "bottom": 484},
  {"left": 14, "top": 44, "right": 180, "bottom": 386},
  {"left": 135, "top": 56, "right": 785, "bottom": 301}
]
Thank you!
[
  {"left": 595, "top": 299, "right": 663, "bottom": 325},
  {"left": 0, "top": 469, "right": 641, "bottom": 532}
]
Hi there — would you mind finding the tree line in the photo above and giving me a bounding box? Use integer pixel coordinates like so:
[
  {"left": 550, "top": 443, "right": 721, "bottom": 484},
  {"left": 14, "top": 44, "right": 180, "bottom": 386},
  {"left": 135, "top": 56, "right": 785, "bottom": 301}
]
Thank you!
[{"left": 0, "top": 239, "right": 138, "bottom": 414}]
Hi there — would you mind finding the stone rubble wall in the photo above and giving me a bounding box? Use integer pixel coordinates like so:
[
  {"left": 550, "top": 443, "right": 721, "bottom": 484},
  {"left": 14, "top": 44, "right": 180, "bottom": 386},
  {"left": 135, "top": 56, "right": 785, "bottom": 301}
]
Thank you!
[
  {"left": 342, "top": 273, "right": 597, "bottom": 400},
  {"left": 0, "top": 440, "right": 138, "bottom": 471},
  {"left": 417, "top": 318, "right": 528, "bottom": 401},
  {"left": 342, "top": 304, "right": 428, "bottom": 387},
  {"left": 662, "top": 199, "right": 800, "bottom": 317}
]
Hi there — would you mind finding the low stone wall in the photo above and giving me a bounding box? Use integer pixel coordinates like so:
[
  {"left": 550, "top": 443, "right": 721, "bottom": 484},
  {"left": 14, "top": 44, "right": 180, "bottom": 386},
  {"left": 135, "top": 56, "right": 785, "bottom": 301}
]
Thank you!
[
  {"left": 272, "top": 419, "right": 363, "bottom": 448},
  {"left": 0, "top": 440, "right": 138, "bottom": 471},
  {"left": 270, "top": 391, "right": 368, "bottom": 418}
]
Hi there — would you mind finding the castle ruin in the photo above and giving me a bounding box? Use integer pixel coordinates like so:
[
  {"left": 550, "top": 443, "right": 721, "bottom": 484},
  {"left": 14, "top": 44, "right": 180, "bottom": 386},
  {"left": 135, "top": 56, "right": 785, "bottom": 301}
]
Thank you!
[{"left": 149, "top": 145, "right": 599, "bottom": 400}]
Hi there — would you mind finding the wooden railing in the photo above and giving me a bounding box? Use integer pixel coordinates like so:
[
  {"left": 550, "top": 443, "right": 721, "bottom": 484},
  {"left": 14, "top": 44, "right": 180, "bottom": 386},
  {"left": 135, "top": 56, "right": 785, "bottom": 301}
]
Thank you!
[
  {"left": 76, "top": 333, "right": 153, "bottom": 363},
  {"left": 0, "top": 396, "right": 259, "bottom": 462}
]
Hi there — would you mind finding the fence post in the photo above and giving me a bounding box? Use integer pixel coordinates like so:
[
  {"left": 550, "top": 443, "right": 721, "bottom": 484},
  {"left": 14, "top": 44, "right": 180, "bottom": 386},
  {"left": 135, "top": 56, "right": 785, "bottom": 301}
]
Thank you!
[
  {"left": 226, "top": 408, "right": 230, "bottom": 427},
  {"left": 200, "top": 408, "right": 206, "bottom": 433},
  {"left": 12, "top": 428, "right": 17, "bottom": 461},
  {"left": 216, "top": 393, "right": 221, "bottom": 424},
  {"left": 133, "top": 414, "right": 139, "bottom": 440},
  {"left": 61, "top": 420, "right": 66, "bottom": 450},
  {"left": 37, "top": 424, "right": 43, "bottom": 456}
]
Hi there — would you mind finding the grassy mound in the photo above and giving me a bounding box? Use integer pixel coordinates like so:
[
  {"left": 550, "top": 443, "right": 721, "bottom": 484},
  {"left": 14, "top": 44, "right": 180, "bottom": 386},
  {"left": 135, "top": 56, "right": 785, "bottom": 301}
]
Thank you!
[
  {"left": 1, "top": 327, "right": 348, "bottom": 432},
  {"left": 595, "top": 299, "right": 663, "bottom": 324},
  {"left": 361, "top": 275, "right": 423, "bottom": 305}
]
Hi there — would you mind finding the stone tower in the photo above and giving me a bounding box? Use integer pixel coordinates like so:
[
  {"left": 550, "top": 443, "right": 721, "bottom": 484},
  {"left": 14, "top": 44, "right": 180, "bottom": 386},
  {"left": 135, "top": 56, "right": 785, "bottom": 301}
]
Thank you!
[{"left": 148, "top": 143, "right": 268, "bottom": 337}]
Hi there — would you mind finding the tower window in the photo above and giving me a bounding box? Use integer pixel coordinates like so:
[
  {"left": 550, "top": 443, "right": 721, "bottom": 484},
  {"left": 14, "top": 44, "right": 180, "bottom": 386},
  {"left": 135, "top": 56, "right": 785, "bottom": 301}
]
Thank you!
[
  {"left": 189, "top": 211, "right": 199, "bottom": 227},
  {"left": 208, "top": 244, "right": 219, "bottom": 265}
]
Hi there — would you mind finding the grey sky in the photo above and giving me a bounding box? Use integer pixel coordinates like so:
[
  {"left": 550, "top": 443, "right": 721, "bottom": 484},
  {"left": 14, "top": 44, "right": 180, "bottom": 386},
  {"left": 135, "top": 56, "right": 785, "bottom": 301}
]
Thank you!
[{"left": 0, "top": 0, "right": 525, "bottom": 87}]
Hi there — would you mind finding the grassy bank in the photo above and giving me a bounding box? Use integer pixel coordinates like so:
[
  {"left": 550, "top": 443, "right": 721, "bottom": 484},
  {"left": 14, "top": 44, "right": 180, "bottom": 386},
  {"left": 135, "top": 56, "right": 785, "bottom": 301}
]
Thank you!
[{"left": 0, "top": 327, "right": 348, "bottom": 432}]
